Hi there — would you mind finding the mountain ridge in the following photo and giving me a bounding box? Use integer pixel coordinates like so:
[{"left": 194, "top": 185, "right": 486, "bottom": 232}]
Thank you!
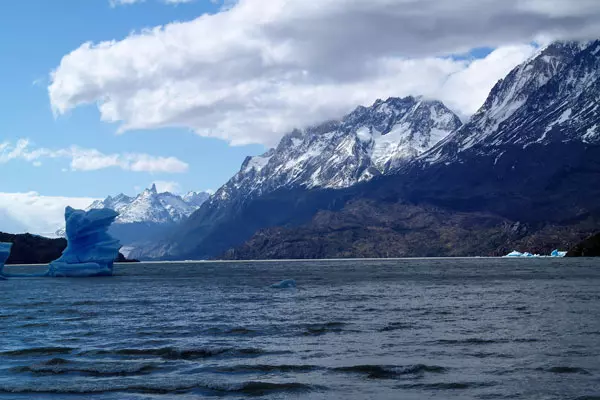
[
  {"left": 87, "top": 184, "right": 210, "bottom": 225},
  {"left": 209, "top": 96, "right": 462, "bottom": 206},
  {"left": 133, "top": 39, "right": 600, "bottom": 260}
]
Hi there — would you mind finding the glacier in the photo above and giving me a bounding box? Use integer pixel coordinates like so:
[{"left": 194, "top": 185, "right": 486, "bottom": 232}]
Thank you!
[{"left": 1, "top": 207, "right": 121, "bottom": 279}]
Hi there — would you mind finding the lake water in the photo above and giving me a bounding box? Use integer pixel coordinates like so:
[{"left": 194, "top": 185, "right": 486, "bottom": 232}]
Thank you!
[{"left": 1, "top": 258, "right": 600, "bottom": 399}]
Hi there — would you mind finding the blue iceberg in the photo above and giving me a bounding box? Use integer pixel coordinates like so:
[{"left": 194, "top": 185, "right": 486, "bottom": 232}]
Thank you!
[
  {"left": 271, "top": 279, "right": 297, "bottom": 289},
  {"left": 1, "top": 207, "right": 121, "bottom": 279},
  {"left": 48, "top": 207, "right": 121, "bottom": 277},
  {"left": 0, "top": 242, "right": 12, "bottom": 279}
]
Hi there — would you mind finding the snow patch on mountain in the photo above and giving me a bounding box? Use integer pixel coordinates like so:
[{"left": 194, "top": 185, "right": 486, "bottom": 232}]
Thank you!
[
  {"left": 93, "top": 184, "right": 210, "bottom": 224},
  {"left": 423, "top": 40, "right": 599, "bottom": 163}
]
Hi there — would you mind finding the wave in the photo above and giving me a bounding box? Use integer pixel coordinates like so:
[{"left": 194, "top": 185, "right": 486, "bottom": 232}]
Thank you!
[
  {"left": 0, "top": 380, "right": 318, "bottom": 395},
  {"left": 227, "top": 381, "right": 315, "bottom": 396},
  {"left": 333, "top": 364, "right": 446, "bottom": 379},
  {"left": 303, "top": 322, "right": 346, "bottom": 336},
  {"left": 17, "top": 322, "right": 51, "bottom": 328},
  {"left": 465, "top": 351, "right": 515, "bottom": 359},
  {"left": 80, "top": 346, "right": 271, "bottom": 360},
  {"left": 435, "top": 338, "right": 508, "bottom": 345},
  {"left": 204, "top": 327, "right": 257, "bottom": 336},
  {"left": 1, "top": 347, "right": 74, "bottom": 356},
  {"left": 71, "top": 300, "right": 102, "bottom": 306},
  {"left": 11, "top": 358, "right": 157, "bottom": 377},
  {"left": 215, "top": 364, "right": 320, "bottom": 373},
  {"left": 396, "top": 381, "right": 496, "bottom": 390},
  {"left": 379, "top": 322, "right": 413, "bottom": 332},
  {"left": 544, "top": 366, "right": 591, "bottom": 375},
  {"left": 435, "top": 337, "right": 540, "bottom": 346}
]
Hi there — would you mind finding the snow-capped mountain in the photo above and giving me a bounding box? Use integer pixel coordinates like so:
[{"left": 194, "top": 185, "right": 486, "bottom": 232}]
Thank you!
[
  {"left": 424, "top": 40, "right": 599, "bottom": 163},
  {"left": 56, "top": 185, "right": 211, "bottom": 251},
  {"left": 87, "top": 184, "right": 210, "bottom": 225},
  {"left": 220, "top": 40, "right": 600, "bottom": 260},
  {"left": 144, "top": 39, "right": 600, "bottom": 261},
  {"left": 212, "top": 96, "right": 461, "bottom": 205},
  {"left": 182, "top": 191, "right": 212, "bottom": 208},
  {"left": 137, "top": 96, "right": 461, "bottom": 260}
]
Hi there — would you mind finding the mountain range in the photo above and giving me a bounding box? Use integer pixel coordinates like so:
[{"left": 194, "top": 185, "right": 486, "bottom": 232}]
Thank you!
[
  {"left": 87, "top": 184, "right": 209, "bottom": 225},
  {"left": 58, "top": 185, "right": 210, "bottom": 255},
  {"left": 130, "top": 40, "right": 600, "bottom": 260}
]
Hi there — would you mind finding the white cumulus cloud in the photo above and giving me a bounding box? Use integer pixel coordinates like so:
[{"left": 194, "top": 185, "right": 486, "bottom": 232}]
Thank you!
[
  {"left": 50, "top": 0, "right": 600, "bottom": 146},
  {"left": 0, "top": 192, "right": 98, "bottom": 236},
  {"left": 0, "top": 139, "right": 189, "bottom": 174}
]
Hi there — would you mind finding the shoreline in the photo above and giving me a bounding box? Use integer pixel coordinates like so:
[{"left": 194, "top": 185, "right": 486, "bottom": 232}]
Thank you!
[{"left": 4, "top": 256, "right": 573, "bottom": 267}]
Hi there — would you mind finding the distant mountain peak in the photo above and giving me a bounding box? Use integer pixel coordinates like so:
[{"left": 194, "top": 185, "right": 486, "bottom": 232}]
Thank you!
[{"left": 56, "top": 188, "right": 211, "bottom": 239}]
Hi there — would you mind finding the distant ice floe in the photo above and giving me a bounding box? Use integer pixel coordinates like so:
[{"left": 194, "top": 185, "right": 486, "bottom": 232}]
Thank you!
[
  {"left": 504, "top": 249, "right": 567, "bottom": 258},
  {"left": 271, "top": 279, "right": 297, "bottom": 288}
]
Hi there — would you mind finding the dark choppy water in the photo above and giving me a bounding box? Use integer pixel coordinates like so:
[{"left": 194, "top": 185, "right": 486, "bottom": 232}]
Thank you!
[{"left": 1, "top": 258, "right": 600, "bottom": 399}]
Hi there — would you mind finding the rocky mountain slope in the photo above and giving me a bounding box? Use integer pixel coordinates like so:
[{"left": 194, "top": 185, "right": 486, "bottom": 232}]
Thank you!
[
  {"left": 138, "top": 40, "right": 600, "bottom": 260},
  {"left": 567, "top": 233, "right": 600, "bottom": 257}
]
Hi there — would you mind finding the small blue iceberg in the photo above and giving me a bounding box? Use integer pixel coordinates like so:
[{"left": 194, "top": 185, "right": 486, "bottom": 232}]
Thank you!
[
  {"left": 271, "top": 279, "right": 297, "bottom": 289},
  {"left": 504, "top": 249, "right": 567, "bottom": 258}
]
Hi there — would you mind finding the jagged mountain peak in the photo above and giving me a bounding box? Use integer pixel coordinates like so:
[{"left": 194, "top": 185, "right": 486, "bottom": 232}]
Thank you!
[
  {"left": 211, "top": 96, "right": 461, "bottom": 205},
  {"left": 86, "top": 187, "right": 211, "bottom": 225},
  {"left": 423, "top": 39, "right": 599, "bottom": 163}
]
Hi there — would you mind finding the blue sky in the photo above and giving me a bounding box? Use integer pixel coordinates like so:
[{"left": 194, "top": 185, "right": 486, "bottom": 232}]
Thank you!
[
  {"left": 1, "top": 0, "right": 597, "bottom": 234},
  {"left": 0, "top": 0, "right": 265, "bottom": 199}
]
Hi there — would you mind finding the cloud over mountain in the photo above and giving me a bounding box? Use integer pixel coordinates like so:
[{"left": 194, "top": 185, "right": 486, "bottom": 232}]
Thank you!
[{"left": 50, "top": 0, "right": 600, "bottom": 145}]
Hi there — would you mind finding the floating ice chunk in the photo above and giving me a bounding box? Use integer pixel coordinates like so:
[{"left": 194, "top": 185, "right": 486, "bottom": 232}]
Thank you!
[
  {"left": 504, "top": 249, "right": 567, "bottom": 258},
  {"left": 0, "top": 242, "right": 11, "bottom": 279},
  {"left": 505, "top": 251, "right": 523, "bottom": 257},
  {"left": 48, "top": 207, "right": 121, "bottom": 278},
  {"left": 271, "top": 279, "right": 297, "bottom": 289},
  {"left": 550, "top": 249, "right": 567, "bottom": 257}
]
